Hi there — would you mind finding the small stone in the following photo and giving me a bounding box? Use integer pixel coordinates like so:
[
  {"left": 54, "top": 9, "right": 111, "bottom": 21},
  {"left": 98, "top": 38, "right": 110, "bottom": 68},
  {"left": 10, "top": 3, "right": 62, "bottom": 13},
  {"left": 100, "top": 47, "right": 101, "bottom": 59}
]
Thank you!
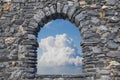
[
  {"left": 99, "top": 12, "right": 105, "bottom": 18},
  {"left": 50, "top": 5, "right": 56, "bottom": 14},
  {"left": 14, "top": 19, "right": 24, "bottom": 25},
  {"left": 91, "top": 17, "right": 100, "bottom": 25},
  {"left": 62, "top": 5, "right": 69, "bottom": 14},
  {"left": 28, "top": 34, "right": 36, "bottom": 40},
  {"left": 87, "top": 10, "right": 99, "bottom": 16},
  {"left": 109, "top": 61, "right": 120, "bottom": 66},
  {"left": 106, "top": 51, "right": 120, "bottom": 58},
  {"left": 101, "top": 75, "right": 110, "bottom": 80},
  {"left": 109, "top": 16, "right": 119, "bottom": 23},
  {"left": 99, "top": 70, "right": 110, "bottom": 75},
  {"left": 12, "top": 0, "right": 25, "bottom": 2},
  {"left": 98, "top": 25, "right": 108, "bottom": 31},
  {"left": 101, "top": 5, "right": 109, "bottom": 9},
  {"left": 0, "top": 64, "right": 5, "bottom": 69},
  {"left": 107, "top": 41, "right": 118, "bottom": 49},
  {"left": 68, "top": 6, "right": 77, "bottom": 19},
  {"left": 92, "top": 47, "right": 102, "bottom": 53},
  {"left": 80, "top": 1, "right": 87, "bottom": 7},
  {"left": 75, "top": 12, "right": 86, "bottom": 25},
  {"left": 68, "top": 1, "right": 74, "bottom": 6},
  {"left": 25, "top": 73, "right": 35, "bottom": 79},
  {"left": 106, "top": 0, "right": 117, "bottom": 5},
  {"left": 33, "top": 10, "right": 45, "bottom": 23},
  {"left": 5, "top": 37, "right": 15, "bottom": 44},
  {"left": 44, "top": 7, "right": 51, "bottom": 17},
  {"left": 57, "top": 2, "right": 61, "bottom": 13},
  {"left": 114, "top": 37, "right": 120, "bottom": 42},
  {"left": 2, "top": 3, "right": 10, "bottom": 11},
  {"left": 91, "top": 4, "right": 97, "bottom": 9},
  {"left": 18, "top": 45, "right": 26, "bottom": 52},
  {"left": 8, "top": 56, "right": 18, "bottom": 60},
  {"left": 0, "top": 43, "right": 5, "bottom": 49},
  {"left": 10, "top": 28, "right": 15, "bottom": 33},
  {"left": 0, "top": 56, "right": 9, "bottom": 62}
]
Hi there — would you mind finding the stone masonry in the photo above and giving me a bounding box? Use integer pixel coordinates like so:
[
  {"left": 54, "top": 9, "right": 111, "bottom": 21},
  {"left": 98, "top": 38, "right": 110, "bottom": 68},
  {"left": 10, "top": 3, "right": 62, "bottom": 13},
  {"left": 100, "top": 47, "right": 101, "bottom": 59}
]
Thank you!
[{"left": 0, "top": 0, "right": 120, "bottom": 80}]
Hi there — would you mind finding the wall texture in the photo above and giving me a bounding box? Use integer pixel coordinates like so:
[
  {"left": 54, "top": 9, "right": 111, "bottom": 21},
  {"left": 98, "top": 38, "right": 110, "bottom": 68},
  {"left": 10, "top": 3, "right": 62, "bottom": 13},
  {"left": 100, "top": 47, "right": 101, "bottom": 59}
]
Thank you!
[{"left": 0, "top": 0, "right": 120, "bottom": 80}]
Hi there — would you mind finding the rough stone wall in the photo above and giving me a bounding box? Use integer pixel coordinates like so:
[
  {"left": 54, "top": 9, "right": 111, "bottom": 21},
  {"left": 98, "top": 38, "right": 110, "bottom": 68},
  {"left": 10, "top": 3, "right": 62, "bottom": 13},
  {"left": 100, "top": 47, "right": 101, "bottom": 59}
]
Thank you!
[{"left": 0, "top": 0, "right": 120, "bottom": 80}]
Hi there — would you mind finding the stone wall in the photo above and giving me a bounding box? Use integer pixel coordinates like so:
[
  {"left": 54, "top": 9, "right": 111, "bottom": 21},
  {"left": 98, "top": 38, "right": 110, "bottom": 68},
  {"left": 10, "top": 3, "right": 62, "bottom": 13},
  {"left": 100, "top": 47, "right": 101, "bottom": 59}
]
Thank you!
[{"left": 0, "top": 0, "right": 120, "bottom": 80}]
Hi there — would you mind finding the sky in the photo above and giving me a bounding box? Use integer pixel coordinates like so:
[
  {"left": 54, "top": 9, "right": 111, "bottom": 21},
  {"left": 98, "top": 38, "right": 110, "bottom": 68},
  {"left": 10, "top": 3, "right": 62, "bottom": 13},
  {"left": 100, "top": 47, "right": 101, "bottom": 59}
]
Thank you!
[{"left": 37, "top": 19, "right": 83, "bottom": 75}]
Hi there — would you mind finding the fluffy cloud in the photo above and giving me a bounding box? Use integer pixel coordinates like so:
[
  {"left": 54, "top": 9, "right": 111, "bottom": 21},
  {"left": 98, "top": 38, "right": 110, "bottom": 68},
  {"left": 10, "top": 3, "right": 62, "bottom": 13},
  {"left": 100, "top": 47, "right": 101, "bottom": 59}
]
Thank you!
[{"left": 37, "top": 34, "right": 83, "bottom": 67}]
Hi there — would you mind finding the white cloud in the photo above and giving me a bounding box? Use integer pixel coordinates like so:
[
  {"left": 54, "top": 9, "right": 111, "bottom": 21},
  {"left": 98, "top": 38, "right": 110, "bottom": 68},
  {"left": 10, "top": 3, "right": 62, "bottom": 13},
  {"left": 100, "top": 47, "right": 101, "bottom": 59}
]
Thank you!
[{"left": 37, "top": 34, "right": 83, "bottom": 67}]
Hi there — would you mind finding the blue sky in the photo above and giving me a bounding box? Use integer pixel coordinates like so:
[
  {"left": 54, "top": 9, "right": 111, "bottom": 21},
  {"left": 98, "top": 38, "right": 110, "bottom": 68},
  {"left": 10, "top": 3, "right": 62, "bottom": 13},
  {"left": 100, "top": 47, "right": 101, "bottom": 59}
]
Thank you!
[{"left": 37, "top": 19, "right": 83, "bottom": 75}]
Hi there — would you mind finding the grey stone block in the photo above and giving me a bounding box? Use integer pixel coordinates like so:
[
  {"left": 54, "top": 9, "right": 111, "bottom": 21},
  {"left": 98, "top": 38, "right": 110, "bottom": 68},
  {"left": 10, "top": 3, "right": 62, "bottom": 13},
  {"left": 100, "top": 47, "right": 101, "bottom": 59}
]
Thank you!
[
  {"left": 68, "top": 6, "right": 77, "bottom": 19},
  {"left": 62, "top": 5, "right": 69, "bottom": 15},
  {"left": 106, "top": 0, "right": 117, "bottom": 5},
  {"left": 107, "top": 41, "right": 118, "bottom": 49},
  {"left": 106, "top": 51, "right": 120, "bottom": 58},
  {"left": 75, "top": 12, "right": 86, "bottom": 26}
]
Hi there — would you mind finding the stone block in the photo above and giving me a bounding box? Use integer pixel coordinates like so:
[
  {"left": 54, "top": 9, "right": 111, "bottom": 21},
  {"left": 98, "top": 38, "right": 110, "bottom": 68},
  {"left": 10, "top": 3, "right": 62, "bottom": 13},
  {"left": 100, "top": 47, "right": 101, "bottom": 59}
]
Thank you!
[
  {"left": 33, "top": 10, "right": 45, "bottom": 23},
  {"left": 50, "top": 5, "right": 56, "bottom": 14},
  {"left": 107, "top": 41, "right": 118, "bottom": 49},
  {"left": 21, "top": 40, "right": 38, "bottom": 47},
  {"left": 106, "top": 51, "right": 120, "bottom": 58},
  {"left": 25, "top": 73, "right": 35, "bottom": 79},
  {"left": 12, "top": 0, "right": 25, "bottom": 2},
  {"left": 5, "top": 37, "right": 15, "bottom": 44},
  {"left": 87, "top": 10, "right": 99, "bottom": 16},
  {"left": 99, "top": 70, "right": 110, "bottom": 75},
  {"left": 25, "top": 53, "right": 37, "bottom": 57},
  {"left": 0, "top": 56, "right": 9, "bottom": 62},
  {"left": 75, "top": 12, "right": 86, "bottom": 26},
  {"left": 0, "top": 63, "right": 5, "bottom": 70},
  {"left": 62, "top": 5, "right": 69, "bottom": 15},
  {"left": 44, "top": 7, "right": 51, "bottom": 17},
  {"left": 27, "top": 34, "right": 36, "bottom": 40},
  {"left": 26, "top": 68, "right": 37, "bottom": 73},
  {"left": 57, "top": 2, "right": 62, "bottom": 13},
  {"left": 92, "top": 47, "right": 102, "bottom": 53},
  {"left": 68, "top": 6, "right": 77, "bottom": 20},
  {"left": 108, "top": 16, "right": 119, "bottom": 23},
  {"left": 106, "top": 0, "right": 117, "bottom": 5},
  {"left": 91, "top": 17, "right": 100, "bottom": 25}
]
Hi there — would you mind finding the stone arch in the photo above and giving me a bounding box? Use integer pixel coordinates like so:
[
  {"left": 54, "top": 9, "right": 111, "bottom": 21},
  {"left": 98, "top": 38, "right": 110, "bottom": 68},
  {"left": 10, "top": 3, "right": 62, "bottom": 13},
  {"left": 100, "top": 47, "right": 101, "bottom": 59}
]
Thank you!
[
  {"left": 0, "top": 0, "right": 120, "bottom": 80},
  {"left": 19, "top": 3, "right": 101, "bottom": 79}
]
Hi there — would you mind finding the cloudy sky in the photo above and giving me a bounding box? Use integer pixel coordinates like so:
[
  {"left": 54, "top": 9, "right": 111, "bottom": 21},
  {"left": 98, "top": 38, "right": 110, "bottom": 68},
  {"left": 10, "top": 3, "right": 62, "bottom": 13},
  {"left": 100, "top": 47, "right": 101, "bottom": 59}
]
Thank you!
[{"left": 37, "top": 19, "right": 83, "bottom": 75}]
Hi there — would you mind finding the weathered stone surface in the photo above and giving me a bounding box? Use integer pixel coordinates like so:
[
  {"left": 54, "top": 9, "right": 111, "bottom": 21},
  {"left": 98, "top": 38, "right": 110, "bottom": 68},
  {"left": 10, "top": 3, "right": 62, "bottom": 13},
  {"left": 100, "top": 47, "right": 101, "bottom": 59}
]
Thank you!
[
  {"left": 106, "top": 0, "right": 117, "bottom": 5},
  {"left": 0, "top": 63, "right": 5, "bottom": 70},
  {"left": 87, "top": 10, "right": 99, "bottom": 16},
  {"left": 68, "top": 6, "right": 77, "bottom": 19},
  {"left": 27, "top": 34, "right": 36, "bottom": 40},
  {"left": 92, "top": 47, "right": 102, "bottom": 53},
  {"left": 5, "top": 37, "right": 15, "bottom": 44},
  {"left": 62, "top": 5, "right": 69, "bottom": 14},
  {"left": 12, "top": 0, "right": 26, "bottom": 2},
  {"left": 108, "top": 16, "right": 119, "bottom": 23},
  {"left": 107, "top": 41, "right": 119, "bottom": 49},
  {"left": 99, "top": 70, "right": 110, "bottom": 75},
  {"left": 33, "top": 10, "right": 45, "bottom": 23},
  {"left": 0, "top": 0, "right": 120, "bottom": 80},
  {"left": 106, "top": 51, "right": 120, "bottom": 58},
  {"left": 91, "top": 17, "right": 100, "bottom": 25},
  {"left": 0, "top": 56, "right": 9, "bottom": 62},
  {"left": 75, "top": 12, "right": 86, "bottom": 25}
]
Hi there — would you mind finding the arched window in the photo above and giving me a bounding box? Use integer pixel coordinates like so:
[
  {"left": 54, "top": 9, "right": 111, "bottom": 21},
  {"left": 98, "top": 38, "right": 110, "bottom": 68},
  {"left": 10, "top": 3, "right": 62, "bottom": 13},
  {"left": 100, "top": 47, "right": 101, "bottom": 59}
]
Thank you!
[{"left": 37, "top": 19, "right": 83, "bottom": 75}]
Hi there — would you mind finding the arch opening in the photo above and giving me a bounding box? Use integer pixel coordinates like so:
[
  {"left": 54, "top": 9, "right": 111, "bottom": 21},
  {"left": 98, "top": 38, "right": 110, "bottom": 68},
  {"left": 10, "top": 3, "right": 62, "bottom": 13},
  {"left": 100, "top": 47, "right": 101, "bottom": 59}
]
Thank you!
[{"left": 37, "top": 19, "right": 83, "bottom": 75}]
